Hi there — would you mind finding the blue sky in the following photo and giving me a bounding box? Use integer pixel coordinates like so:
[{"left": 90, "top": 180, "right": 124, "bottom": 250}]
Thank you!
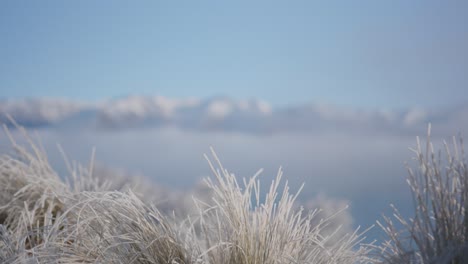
[{"left": 1, "top": 0, "right": 467, "bottom": 108}]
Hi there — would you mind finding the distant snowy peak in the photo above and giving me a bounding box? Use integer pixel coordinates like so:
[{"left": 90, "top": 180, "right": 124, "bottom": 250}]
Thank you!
[
  {"left": 96, "top": 96, "right": 273, "bottom": 128},
  {"left": 100, "top": 95, "right": 201, "bottom": 119},
  {"left": 97, "top": 96, "right": 197, "bottom": 127},
  {"left": 203, "top": 97, "right": 272, "bottom": 119}
]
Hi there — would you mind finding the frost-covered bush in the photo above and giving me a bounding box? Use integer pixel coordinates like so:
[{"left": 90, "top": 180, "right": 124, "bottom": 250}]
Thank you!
[
  {"left": 376, "top": 125, "right": 468, "bottom": 264},
  {"left": 191, "top": 149, "right": 371, "bottom": 264}
]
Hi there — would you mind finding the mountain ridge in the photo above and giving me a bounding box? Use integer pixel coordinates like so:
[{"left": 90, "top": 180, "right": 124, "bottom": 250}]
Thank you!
[{"left": 1, "top": 95, "right": 466, "bottom": 136}]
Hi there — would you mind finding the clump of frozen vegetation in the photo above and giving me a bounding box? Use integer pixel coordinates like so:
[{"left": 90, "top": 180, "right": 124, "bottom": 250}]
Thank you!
[
  {"left": 0, "top": 123, "right": 371, "bottom": 263},
  {"left": 376, "top": 125, "right": 468, "bottom": 264},
  {"left": 192, "top": 150, "right": 371, "bottom": 264}
]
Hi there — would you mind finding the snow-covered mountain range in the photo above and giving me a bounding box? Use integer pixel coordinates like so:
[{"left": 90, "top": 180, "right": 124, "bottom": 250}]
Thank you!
[{"left": 1, "top": 96, "right": 467, "bottom": 135}]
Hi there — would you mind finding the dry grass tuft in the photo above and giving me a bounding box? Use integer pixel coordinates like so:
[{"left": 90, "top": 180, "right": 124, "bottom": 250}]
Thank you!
[{"left": 376, "top": 125, "right": 468, "bottom": 264}]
